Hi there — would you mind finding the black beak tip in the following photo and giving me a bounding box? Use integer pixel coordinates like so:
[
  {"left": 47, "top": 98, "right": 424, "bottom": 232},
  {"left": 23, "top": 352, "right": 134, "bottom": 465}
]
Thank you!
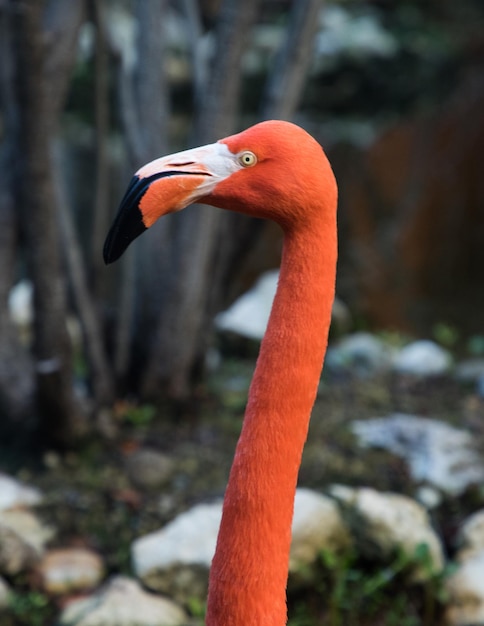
[
  {"left": 103, "top": 170, "right": 187, "bottom": 264},
  {"left": 103, "top": 175, "right": 149, "bottom": 265},
  {"left": 103, "top": 216, "right": 147, "bottom": 265},
  {"left": 102, "top": 240, "right": 118, "bottom": 265}
]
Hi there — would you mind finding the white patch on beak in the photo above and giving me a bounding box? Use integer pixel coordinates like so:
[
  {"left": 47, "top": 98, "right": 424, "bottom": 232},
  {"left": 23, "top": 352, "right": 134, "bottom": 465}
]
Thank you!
[{"left": 137, "top": 142, "right": 242, "bottom": 200}]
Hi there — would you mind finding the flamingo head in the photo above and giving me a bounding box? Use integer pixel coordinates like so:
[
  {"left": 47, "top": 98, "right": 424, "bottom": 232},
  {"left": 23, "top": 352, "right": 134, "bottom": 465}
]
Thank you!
[{"left": 103, "top": 120, "right": 336, "bottom": 264}]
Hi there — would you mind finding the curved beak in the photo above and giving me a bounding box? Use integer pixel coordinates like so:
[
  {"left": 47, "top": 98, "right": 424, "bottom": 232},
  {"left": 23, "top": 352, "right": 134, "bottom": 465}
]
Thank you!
[{"left": 103, "top": 141, "right": 239, "bottom": 264}]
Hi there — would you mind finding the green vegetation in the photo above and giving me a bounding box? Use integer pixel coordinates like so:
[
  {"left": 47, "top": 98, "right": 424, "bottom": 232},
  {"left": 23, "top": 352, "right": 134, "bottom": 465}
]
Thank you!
[
  {"left": 288, "top": 543, "right": 451, "bottom": 626},
  {"left": 2, "top": 347, "right": 483, "bottom": 625},
  {"left": 119, "top": 403, "right": 158, "bottom": 429},
  {"left": 432, "top": 323, "right": 459, "bottom": 349},
  {"left": 4, "top": 590, "right": 54, "bottom": 626}
]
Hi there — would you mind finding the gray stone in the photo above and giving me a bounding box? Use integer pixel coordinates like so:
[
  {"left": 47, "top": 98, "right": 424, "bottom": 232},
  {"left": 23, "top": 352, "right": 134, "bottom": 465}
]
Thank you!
[
  {"left": 456, "top": 509, "right": 484, "bottom": 560},
  {"left": 0, "top": 524, "right": 38, "bottom": 576},
  {"left": 0, "top": 510, "right": 53, "bottom": 575},
  {"left": 455, "top": 358, "right": 484, "bottom": 397},
  {"left": 352, "top": 413, "right": 484, "bottom": 495},
  {"left": 446, "top": 510, "right": 484, "bottom": 624},
  {"left": 290, "top": 488, "right": 351, "bottom": 572},
  {"left": 59, "top": 576, "right": 188, "bottom": 626},
  {"left": 392, "top": 340, "right": 452, "bottom": 376},
  {"left": 38, "top": 548, "right": 104, "bottom": 594},
  {"left": 125, "top": 448, "right": 174, "bottom": 490},
  {"left": 415, "top": 486, "right": 442, "bottom": 510},
  {"left": 445, "top": 550, "right": 484, "bottom": 626},
  {"left": 325, "top": 332, "right": 394, "bottom": 377},
  {"left": 455, "top": 358, "right": 484, "bottom": 382}
]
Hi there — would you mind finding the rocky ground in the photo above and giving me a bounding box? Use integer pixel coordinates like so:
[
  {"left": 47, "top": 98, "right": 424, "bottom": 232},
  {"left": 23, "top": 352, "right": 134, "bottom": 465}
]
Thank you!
[{"left": 0, "top": 333, "right": 484, "bottom": 626}]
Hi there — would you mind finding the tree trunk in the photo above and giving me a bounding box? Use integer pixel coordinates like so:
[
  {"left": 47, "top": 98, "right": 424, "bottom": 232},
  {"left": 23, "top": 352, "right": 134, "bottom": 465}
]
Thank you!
[
  {"left": 0, "top": 7, "right": 36, "bottom": 438},
  {"left": 112, "top": 0, "right": 171, "bottom": 386},
  {"left": 54, "top": 143, "right": 115, "bottom": 407},
  {"left": 90, "top": 0, "right": 111, "bottom": 301},
  {"left": 0, "top": 149, "right": 36, "bottom": 436},
  {"left": 11, "top": 0, "right": 86, "bottom": 446},
  {"left": 140, "top": 0, "right": 262, "bottom": 402}
]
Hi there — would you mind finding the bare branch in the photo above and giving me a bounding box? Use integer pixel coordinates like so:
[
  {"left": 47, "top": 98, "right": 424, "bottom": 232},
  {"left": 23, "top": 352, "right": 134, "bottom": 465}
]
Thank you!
[
  {"left": 181, "top": 0, "right": 207, "bottom": 108},
  {"left": 111, "top": 0, "right": 172, "bottom": 381},
  {"left": 43, "top": 0, "right": 87, "bottom": 120},
  {"left": 134, "top": 0, "right": 170, "bottom": 158},
  {"left": 261, "top": 0, "right": 322, "bottom": 120},
  {"left": 194, "top": 0, "right": 261, "bottom": 142},
  {"left": 53, "top": 142, "right": 115, "bottom": 407},
  {"left": 11, "top": 0, "right": 84, "bottom": 445},
  {"left": 90, "top": 0, "right": 111, "bottom": 297}
]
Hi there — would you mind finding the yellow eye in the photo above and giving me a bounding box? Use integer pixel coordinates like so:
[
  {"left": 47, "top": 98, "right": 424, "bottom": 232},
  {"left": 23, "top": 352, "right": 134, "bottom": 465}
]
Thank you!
[{"left": 238, "top": 151, "right": 257, "bottom": 167}]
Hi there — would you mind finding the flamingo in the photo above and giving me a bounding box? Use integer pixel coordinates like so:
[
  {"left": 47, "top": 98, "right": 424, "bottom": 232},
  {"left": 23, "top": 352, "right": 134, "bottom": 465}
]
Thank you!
[{"left": 104, "top": 120, "right": 337, "bottom": 626}]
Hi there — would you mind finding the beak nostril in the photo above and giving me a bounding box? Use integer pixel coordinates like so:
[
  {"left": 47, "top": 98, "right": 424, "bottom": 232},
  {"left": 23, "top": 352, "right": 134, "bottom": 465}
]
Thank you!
[{"left": 170, "top": 160, "right": 195, "bottom": 166}]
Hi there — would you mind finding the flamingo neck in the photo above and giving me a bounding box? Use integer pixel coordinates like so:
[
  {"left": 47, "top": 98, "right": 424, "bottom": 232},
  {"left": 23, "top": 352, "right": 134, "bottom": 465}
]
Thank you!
[{"left": 206, "top": 217, "right": 337, "bottom": 626}]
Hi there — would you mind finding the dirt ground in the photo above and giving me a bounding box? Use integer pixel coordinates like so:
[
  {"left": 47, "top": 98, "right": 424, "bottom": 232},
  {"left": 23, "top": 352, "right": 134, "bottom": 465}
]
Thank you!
[{"left": 2, "top": 356, "right": 484, "bottom": 625}]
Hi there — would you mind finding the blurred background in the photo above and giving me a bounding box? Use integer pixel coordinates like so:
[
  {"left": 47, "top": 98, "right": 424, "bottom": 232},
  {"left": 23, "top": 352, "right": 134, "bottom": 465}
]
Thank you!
[
  {"left": 1, "top": 0, "right": 483, "bottom": 446},
  {"left": 0, "top": 1, "right": 484, "bottom": 623}
]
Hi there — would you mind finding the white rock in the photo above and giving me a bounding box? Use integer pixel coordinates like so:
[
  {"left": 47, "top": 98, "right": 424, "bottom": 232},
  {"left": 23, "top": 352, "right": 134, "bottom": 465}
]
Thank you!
[
  {"left": 0, "top": 509, "right": 53, "bottom": 553},
  {"left": 331, "top": 486, "right": 444, "bottom": 579},
  {"left": 8, "top": 280, "right": 33, "bottom": 327},
  {"left": 133, "top": 502, "right": 222, "bottom": 578},
  {"left": 0, "top": 473, "right": 42, "bottom": 511},
  {"left": 0, "top": 523, "right": 38, "bottom": 575},
  {"left": 38, "top": 548, "right": 104, "bottom": 594},
  {"left": 445, "top": 550, "right": 484, "bottom": 626},
  {"left": 0, "top": 509, "right": 54, "bottom": 575},
  {"left": 325, "top": 332, "right": 394, "bottom": 377},
  {"left": 456, "top": 509, "right": 484, "bottom": 559},
  {"left": 132, "top": 501, "right": 222, "bottom": 600},
  {"left": 215, "top": 270, "right": 278, "bottom": 340},
  {"left": 215, "top": 270, "right": 346, "bottom": 341},
  {"left": 415, "top": 486, "right": 442, "bottom": 510},
  {"left": 392, "top": 340, "right": 452, "bottom": 376},
  {"left": 59, "top": 576, "right": 187, "bottom": 626},
  {"left": 133, "top": 488, "right": 350, "bottom": 601},
  {"left": 290, "top": 488, "right": 351, "bottom": 572},
  {"left": 445, "top": 512, "right": 484, "bottom": 624},
  {"left": 352, "top": 413, "right": 484, "bottom": 495}
]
